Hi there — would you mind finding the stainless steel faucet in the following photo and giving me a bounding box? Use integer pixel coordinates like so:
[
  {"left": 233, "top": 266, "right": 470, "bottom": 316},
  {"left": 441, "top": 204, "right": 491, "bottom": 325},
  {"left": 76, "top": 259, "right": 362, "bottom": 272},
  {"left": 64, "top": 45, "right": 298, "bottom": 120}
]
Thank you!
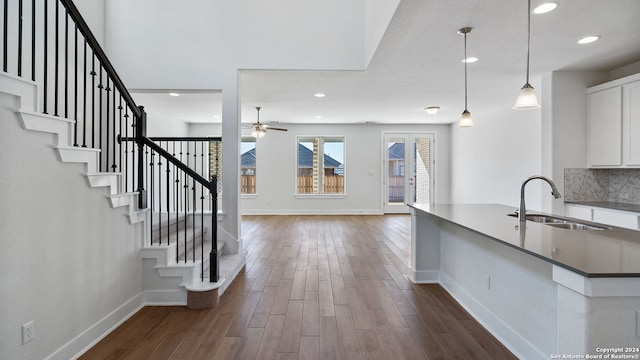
[{"left": 519, "top": 175, "right": 562, "bottom": 223}]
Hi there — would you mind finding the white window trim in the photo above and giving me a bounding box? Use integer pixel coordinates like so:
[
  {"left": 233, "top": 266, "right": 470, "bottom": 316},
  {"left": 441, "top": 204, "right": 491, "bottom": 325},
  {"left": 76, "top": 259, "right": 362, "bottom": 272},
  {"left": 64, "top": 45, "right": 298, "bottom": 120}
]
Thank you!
[{"left": 295, "top": 135, "right": 346, "bottom": 196}]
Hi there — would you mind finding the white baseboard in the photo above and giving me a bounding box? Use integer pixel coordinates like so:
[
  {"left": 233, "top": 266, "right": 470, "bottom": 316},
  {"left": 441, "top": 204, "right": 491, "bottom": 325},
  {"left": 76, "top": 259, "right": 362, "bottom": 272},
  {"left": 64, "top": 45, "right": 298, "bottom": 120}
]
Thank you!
[
  {"left": 241, "top": 209, "right": 384, "bottom": 215},
  {"left": 439, "top": 272, "right": 545, "bottom": 360},
  {"left": 143, "top": 289, "right": 187, "bottom": 306},
  {"left": 406, "top": 268, "right": 440, "bottom": 283},
  {"left": 44, "top": 292, "right": 144, "bottom": 360}
]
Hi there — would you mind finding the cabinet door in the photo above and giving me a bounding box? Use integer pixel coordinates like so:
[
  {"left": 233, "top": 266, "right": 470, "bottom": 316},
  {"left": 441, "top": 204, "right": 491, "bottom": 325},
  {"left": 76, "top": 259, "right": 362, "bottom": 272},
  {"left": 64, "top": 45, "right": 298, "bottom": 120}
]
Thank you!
[
  {"left": 565, "top": 204, "right": 592, "bottom": 221},
  {"left": 623, "top": 80, "right": 640, "bottom": 166},
  {"left": 593, "top": 208, "right": 639, "bottom": 230},
  {"left": 588, "top": 87, "right": 622, "bottom": 166}
]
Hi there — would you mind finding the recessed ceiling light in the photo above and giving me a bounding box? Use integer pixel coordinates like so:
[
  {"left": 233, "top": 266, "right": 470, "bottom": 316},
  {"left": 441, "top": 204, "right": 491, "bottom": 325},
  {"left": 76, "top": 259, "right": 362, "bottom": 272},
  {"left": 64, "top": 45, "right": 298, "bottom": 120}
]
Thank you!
[
  {"left": 168, "top": 92, "right": 180, "bottom": 97},
  {"left": 315, "top": 115, "right": 323, "bottom": 119},
  {"left": 462, "top": 57, "right": 478, "bottom": 63},
  {"left": 577, "top": 35, "right": 601, "bottom": 45},
  {"left": 314, "top": 93, "right": 326, "bottom": 98},
  {"left": 532, "top": 2, "right": 557, "bottom": 14}
]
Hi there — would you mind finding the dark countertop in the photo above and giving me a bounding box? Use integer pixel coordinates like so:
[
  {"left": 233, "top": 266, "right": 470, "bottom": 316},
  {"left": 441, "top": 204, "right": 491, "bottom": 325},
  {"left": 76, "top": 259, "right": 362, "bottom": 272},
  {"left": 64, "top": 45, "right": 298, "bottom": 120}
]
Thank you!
[
  {"left": 565, "top": 201, "right": 640, "bottom": 213},
  {"left": 409, "top": 203, "right": 640, "bottom": 278}
]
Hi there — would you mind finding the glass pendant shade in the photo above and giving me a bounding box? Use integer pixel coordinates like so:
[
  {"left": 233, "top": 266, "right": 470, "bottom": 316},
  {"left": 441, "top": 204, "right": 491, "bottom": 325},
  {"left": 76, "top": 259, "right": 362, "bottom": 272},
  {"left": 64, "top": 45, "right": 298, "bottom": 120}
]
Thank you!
[
  {"left": 513, "top": 83, "right": 540, "bottom": 110},
  {"left": 458, "top": 110, "right": 474, "bottom": 127}
]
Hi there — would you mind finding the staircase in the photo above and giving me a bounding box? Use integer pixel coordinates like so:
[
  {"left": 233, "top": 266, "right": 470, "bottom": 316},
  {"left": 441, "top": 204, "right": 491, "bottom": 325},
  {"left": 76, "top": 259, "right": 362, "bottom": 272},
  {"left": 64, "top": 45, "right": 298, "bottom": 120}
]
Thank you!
[
  {"left": 0, "top": 0, "right": 246, "bottom": 307},
  {"left": 2, "top": 72, "right": 247, "bottom": 305}
]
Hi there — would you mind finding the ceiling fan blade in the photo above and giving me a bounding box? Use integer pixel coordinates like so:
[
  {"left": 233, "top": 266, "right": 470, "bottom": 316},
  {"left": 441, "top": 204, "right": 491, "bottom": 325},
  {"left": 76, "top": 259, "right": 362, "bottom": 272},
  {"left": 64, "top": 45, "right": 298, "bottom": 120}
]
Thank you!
[{"left": 265, "top": 126, "right": 288, "bottom": 131}]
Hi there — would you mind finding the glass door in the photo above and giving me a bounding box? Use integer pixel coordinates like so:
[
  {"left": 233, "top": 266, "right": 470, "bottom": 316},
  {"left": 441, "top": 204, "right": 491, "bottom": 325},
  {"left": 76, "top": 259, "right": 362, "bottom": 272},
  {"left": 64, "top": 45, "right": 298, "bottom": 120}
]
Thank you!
[{"left": 383, "top": 133, "right": 434, "bottom": 213}]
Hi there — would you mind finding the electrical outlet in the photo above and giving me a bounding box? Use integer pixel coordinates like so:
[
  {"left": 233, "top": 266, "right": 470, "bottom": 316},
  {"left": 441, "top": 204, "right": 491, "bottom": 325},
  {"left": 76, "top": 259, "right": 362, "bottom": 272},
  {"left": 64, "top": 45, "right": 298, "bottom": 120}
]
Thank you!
[
  {"left": 22, "top": 321, "right": 34, "bottom": 344},
  {"left": 484, "top": 274, "right": 491, "bottom": 290}
]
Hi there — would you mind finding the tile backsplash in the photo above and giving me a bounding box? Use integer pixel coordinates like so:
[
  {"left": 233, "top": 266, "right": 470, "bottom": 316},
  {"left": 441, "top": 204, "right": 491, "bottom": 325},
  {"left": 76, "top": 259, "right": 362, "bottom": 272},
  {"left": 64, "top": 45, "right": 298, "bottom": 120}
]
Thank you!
[{"left": 564, "top": 168, "right": 640, "bottom": 204}]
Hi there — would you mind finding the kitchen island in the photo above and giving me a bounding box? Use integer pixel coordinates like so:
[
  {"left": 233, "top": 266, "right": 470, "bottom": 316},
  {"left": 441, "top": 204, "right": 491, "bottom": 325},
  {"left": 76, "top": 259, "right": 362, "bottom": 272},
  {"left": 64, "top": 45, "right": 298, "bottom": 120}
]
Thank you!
[{"left": 409, "top": 203, "right": 640, "bottom": 360}]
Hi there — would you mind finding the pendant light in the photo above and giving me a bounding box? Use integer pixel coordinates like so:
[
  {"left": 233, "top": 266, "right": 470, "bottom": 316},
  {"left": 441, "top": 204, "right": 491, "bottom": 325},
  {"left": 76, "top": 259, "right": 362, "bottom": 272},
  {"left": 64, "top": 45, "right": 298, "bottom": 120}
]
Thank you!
[
  {"left": 513, "top": 0, "right": 541, "bottom": 110},
  {"left": 458, "top": 27, "right": 474, "bottom": 128}
]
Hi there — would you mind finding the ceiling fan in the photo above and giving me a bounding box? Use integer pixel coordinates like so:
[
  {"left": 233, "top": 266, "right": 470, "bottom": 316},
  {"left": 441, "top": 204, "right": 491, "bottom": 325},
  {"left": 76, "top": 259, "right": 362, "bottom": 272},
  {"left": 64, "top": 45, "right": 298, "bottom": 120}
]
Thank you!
[{"left": 246, "top": 106, "right": 288, "bottom": 138}]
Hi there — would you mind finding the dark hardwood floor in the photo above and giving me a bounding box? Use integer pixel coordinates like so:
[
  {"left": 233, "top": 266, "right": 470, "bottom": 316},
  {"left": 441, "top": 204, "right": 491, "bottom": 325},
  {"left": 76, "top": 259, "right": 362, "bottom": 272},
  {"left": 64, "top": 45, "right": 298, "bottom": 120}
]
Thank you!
[{"left": 80, "top": 215, "right": 517, "bottom": 360}]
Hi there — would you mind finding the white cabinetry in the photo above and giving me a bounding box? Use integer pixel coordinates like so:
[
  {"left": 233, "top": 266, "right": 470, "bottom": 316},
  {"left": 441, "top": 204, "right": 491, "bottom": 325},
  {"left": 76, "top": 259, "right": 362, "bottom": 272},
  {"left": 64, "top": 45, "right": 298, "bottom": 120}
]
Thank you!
[
  {"left": 565, "top": 203, "right": 639, "bottom": 230},
  {"left": 587, "top": 74, "right": 640, "bottom": 168},
  {"left": 623, "top": 80, "right": 640, "bottom": 165},
  {"left": 592, "top": 208, "right": 639, "bottom": 230},
  {"left": 588, "top": 87, "right": 621, "bottom": 166},
  {"left": 565, "top": 204, "right": 592, "bottom": 221}
]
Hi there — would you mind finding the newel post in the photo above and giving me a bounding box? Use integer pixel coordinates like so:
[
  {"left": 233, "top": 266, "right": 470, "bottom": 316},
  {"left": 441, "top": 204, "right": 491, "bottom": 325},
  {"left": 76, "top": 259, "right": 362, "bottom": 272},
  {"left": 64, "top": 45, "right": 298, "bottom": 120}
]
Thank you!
[
  {"left": 210, "top": 174, "right": 219, "bottom": 282},
  {"left": 136, "top": 106, "right": 147, "bottom": 209}
]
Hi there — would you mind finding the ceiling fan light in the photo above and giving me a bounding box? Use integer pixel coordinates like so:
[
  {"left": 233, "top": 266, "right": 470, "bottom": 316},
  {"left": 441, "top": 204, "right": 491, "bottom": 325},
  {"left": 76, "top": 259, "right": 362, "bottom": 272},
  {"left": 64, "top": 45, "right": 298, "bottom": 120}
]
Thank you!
[
  {"left": 513, "top": 83, "right": 541, "bottom": 110},
  {"left": 458, "top": 110, "right": 474, "bottom": 128},
  {"left": 251, "top": 128, "right": 266, "bottom": 138}
]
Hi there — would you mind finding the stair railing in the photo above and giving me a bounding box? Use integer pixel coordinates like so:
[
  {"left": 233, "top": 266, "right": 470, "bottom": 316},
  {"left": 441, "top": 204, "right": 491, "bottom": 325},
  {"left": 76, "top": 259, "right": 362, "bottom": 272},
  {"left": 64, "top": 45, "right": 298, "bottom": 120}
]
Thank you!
[
  {"left": 1, "top": 0, "right": 220, "bottom": 282},
  {"left": 137, "top": 136, "right": 221, "bottom": 282}
]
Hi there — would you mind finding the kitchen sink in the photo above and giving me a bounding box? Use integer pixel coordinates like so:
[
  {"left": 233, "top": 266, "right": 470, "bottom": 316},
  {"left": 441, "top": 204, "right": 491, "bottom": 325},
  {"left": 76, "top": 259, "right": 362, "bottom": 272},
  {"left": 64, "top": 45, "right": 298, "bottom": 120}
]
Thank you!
[{"left": 507, "top": 213, "right": 611, "bottom": 230}]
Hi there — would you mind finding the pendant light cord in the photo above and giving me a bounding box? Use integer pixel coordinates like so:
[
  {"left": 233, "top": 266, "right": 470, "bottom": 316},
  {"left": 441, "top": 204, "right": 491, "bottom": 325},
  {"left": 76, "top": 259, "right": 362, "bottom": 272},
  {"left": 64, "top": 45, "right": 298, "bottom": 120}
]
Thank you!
[
  {"left": 464, "top": 31, "right": 468, "bottom": 110},
  {"left": 526, "top": 0, "right": 531, "bottom": 85}
]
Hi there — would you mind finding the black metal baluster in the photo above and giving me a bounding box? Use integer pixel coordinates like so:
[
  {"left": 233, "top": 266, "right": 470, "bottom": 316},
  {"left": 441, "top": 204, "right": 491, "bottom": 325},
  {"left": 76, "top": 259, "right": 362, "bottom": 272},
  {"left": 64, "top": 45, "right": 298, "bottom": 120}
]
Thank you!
[
  {"left": 149, "top": 148, "right": 154, "bottom": 245},
  {"left": 43, "top": 0, "right": 48, "bottom": 113},
  {"left": 64, "top": 8, "right": 68, "bottom": 119},
  {"left": 166, "top": 142, "right": 170, "bottom": 245},
  {"left": 31, "top": 0, "right": 35, "bottom": 81},
  {"left": 3, "top": 0, "right": 8, "bottom": 72},
  {"left": 105, "top": 77, "right": 110, "bottom": 172},
  {"left": 73, "top": 23, "right": 78, "bottom": 146},
  {"left": 54, "top": 0, "right": 58, "bottom": 116},
  {"left": 185, "top": 142, "right": 189, "bottom": 262},
  {"left": 200, "top": 141, "right": 205, "bottom": 280},
  {"left": 111, "top": 85, "right": 117, "bottom": 171},
  {"left": 81, "top": 39, "right": 87, "bottom": 147},
  {"left": 124, "top": 107, "right": 129, "bottom": 191},
  {"left": 192, "top": 177, "right": 196, "bottom": 263},
  {"left": 179, "top": 142, "right": 183, "bottom": 213},
  {"left": 90, "top": 52, "right": 95, "bottom": 147},
  {"left": 18, "top": 0, "right": 23, "bottom": 76},
  {"left": 157, "top": 146, "right": 162, "bottom": 245},
  {"left": 118, "top": 97, "right": 123, "bottom": 172},
  {"left": 174, "top": 142, "right": 179, "bottom": 261},
  {"left": 97, "top": 66, "right": 103, "bottom": 169},
  {"left": 201, "top": 180, "right": 204, "bottom": 281}
]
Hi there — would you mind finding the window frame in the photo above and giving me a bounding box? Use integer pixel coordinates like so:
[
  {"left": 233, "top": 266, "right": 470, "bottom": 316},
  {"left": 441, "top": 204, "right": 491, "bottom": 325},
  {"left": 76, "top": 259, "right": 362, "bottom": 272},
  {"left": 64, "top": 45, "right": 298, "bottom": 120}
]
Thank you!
[
  {"left": 295, "top": 135, "right": 346, "bottom": 197},
  {"left": 240, "top": 137, "right": 258, "bottom": 197}
]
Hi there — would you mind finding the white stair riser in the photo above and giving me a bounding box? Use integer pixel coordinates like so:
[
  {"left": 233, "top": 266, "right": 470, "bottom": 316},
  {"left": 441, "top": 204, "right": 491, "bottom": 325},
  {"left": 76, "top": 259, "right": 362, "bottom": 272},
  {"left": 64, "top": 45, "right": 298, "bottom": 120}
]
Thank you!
[
  {"left": 18, "top": 110, "right": 73, "bottom": 146},
  {"left": 57, "top": 146, "right": 100, "bottom": 173},
  {"left": 87, "top": 173, "right": 120, "bottom": 194}
]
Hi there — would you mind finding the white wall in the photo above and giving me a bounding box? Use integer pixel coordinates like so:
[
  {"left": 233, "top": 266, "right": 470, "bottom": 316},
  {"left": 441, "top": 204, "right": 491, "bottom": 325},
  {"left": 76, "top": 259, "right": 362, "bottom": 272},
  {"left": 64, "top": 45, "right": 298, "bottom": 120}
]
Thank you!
[
  {"left": 104, "top": 0, "right": 372, "bottom": 90},
  {"left": 450, "top": 79, "right": 543, "bottom": 209},
  {"left": 232, "top": 123, "right": 450, "bottom": 214},
  {"left": 0, "top": 92, "right": 144, "bottom": 360},
  {"left": 74, "top": 0, "right": 105, "bottom": 45},
  {"left": 364, "top": 0, "right": 400, "bottom": 66},
  {"left": 541, "top": 71, "right": 608, "bottom": 214}
]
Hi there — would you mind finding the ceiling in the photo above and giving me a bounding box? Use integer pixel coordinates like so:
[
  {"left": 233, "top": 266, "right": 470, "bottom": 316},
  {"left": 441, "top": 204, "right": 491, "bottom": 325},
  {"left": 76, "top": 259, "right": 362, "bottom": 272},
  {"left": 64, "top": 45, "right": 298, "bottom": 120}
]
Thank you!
[{"left": 134, "top": 0, "right": 640, "bottom": 126}]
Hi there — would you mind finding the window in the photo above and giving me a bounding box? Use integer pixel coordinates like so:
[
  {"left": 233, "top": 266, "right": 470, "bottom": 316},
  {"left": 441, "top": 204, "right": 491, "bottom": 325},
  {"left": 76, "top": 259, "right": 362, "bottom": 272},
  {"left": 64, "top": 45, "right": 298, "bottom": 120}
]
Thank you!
[
  {"left": 297, "top": 136, "right": 344, "bottom": 194},
  {"left": 241, "top": 138, "right": 256, "bottom": 194}
]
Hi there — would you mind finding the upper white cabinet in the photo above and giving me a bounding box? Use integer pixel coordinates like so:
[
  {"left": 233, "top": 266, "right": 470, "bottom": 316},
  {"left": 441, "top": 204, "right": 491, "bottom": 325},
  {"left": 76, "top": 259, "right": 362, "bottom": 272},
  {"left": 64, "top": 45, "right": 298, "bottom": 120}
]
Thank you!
[
  {"left": 623, "top": 80, "right": 640, "bottom": 166},
  {"left": 587, "top": 74, "right": 640, "bottom": 168}
]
